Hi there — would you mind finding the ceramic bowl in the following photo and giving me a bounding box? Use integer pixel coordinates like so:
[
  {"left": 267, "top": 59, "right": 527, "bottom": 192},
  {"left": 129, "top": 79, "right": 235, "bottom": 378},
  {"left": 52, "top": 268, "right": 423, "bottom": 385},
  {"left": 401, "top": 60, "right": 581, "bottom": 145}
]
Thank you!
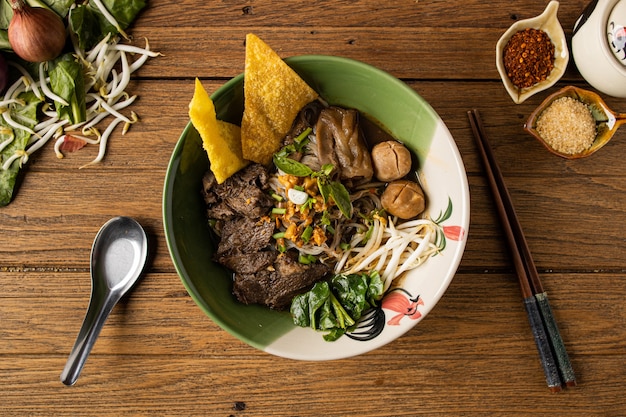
[
  {"left": 524, "top": 85, "right": 626, "bottom": 158},
  {"left": 496, "top": 1, "right": 569, "bottom": 104},
  {"left": 163, "top": 55, "right": 470, "bottom": 360},
  {"left": 572, "top": 0, "right": 626, "bottom": 97}
]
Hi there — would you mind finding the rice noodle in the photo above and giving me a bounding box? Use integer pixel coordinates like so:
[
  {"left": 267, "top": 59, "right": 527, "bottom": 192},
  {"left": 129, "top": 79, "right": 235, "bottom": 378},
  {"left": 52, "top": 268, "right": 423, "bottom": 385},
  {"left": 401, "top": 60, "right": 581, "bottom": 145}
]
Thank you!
[{"left": 268, "top": 128, "right": 439, "bottom": 289}]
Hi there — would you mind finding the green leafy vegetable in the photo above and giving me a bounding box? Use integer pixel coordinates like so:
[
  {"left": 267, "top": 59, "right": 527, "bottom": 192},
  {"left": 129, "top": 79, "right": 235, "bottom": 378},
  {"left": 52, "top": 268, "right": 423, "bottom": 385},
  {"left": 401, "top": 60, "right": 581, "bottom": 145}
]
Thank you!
[
  {"left": 67, "top": 4, "right": 106, "bottom": 52},
  {"left": 328, "top": 180, "right": 352, "bottom": 219},
  {"left": 49, "top": 53, "right": 86, "bottom": 124},
  {"left": 290, "top": 271, "right": 384, "bottom": 341},
  {"left": 273, "top": 154, "right": 313, "bottom": 177},
  {"left": 0, "top": 91, "right": 42, "bottom": 206},
  {"left": 0, "top": 0, "right": 150, "bottom": 206},
  {"left": 316, "top": 175, "right": 352, "bottom": 219}
]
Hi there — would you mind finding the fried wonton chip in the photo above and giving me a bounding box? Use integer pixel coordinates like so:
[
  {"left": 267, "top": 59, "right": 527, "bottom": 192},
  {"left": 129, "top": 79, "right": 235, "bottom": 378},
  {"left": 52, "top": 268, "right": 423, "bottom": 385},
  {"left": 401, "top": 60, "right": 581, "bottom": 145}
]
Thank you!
[
  {"left": 189, "top": 78, "right": 248, "bottom": 184},
  {"left": 241, "top": 33, "right": 319, "bottom": 165}
]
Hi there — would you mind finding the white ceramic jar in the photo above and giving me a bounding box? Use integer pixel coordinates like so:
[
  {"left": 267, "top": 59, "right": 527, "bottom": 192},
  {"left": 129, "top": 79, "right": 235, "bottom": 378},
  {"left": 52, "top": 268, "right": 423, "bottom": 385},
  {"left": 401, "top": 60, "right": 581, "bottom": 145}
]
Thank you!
[{"left": 572, "top": 0, "right": 626, "bottom": 97}]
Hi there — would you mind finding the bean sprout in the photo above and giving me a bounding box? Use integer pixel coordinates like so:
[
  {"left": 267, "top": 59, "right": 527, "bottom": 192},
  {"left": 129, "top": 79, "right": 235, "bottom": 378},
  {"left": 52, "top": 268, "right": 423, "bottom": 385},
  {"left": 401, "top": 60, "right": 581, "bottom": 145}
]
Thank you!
[
  {"left": 2, "top": 150, "right": 27, "bottom": 170},
  {"left": 8, "top": 62, "right": 43, "bottom": 100},
  {"left": 54, "top": 133, "right": 100, "bottom": 158},
  {"left": 0, "top": 99, "right": 25, "bottom": 107},
  {"left": 105, "top": 51, "right": 129, "bottom": 100},
  {"left": 0, "top": 129, "right": 15, "bottom": 153},
  {"left": 1, "top": 31, "right": 159, "bottom": 170},
  {"left": 2, "top": 110, "right": 36, "bottom": 136},
  {"left": 80, "top": 118, "right": 123, "bottom": 169},
  {"left": 4, "top": 76, "right": 27, "bottom": 101},
  {"left": 38, "top": 63, "right": 70, "bottom": 106},
  {"left": 26, "top": 120, "right": 68, "bottom": 155}
]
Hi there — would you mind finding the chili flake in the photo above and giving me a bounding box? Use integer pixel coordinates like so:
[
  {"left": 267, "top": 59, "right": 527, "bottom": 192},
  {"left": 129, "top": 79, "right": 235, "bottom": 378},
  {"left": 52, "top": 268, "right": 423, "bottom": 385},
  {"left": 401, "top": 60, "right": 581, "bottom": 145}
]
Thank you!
[{"left": 503, "top": 28, "right": 555, "bottom": 89}]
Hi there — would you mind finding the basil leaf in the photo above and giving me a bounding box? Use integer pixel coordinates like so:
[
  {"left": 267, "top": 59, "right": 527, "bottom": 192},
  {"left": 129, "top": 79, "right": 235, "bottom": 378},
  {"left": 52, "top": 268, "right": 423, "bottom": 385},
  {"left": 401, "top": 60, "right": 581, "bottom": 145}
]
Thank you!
[
  {"left": 0, "top": 91, "right": 42, "bottom": 206},
  {"left": 317, "top": 177, "right": 331, "bottom": 203},
  {"left": 323, "top": 328, "right": 346, "bottom": 342},
  {"left": 330, "top": 271, "right": 384, "bottom": 320},
  {"left": 319, "top": 163, "right": 334, "bottom": 176},
  {"left": 49, "top": 53, "right": 86, "bottom": 124},
  {"left": 273, "top": 155, "right": 313, "bottom": 177},
  {"left": 329, "top": 180, "right": 352, "bottom": 219}
]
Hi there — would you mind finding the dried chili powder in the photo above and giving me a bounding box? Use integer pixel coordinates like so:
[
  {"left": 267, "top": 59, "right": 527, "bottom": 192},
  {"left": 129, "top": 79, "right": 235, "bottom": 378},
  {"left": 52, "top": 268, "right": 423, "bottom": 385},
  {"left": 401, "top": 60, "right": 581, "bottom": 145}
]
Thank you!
[{"left": 503, "top": 28, "right": 555, "bottom": 89}]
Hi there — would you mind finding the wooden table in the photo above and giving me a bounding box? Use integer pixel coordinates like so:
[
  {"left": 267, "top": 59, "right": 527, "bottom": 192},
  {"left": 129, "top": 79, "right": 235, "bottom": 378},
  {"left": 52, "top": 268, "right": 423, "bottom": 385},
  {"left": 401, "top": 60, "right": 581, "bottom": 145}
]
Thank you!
[{"left": 2, "top": 0, "right": 626, "bottom": 415}]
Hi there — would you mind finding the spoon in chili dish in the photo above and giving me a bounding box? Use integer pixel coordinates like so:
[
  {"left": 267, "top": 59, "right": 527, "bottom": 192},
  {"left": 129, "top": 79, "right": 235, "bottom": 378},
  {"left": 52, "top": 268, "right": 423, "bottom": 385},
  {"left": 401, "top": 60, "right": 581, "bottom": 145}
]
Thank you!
[
  {"left": 524, "top": 85, "right": 626, "bottom": 159},
  {"left": 60, "top": 216, "right": 148, "bottom": 385}
]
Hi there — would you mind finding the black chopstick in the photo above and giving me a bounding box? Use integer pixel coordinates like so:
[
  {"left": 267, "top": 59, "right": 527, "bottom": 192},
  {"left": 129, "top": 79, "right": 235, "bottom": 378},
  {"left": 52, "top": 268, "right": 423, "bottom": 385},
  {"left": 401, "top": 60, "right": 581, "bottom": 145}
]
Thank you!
[{"left": 467, "top": 109, "right": 576, "bottom": 392}]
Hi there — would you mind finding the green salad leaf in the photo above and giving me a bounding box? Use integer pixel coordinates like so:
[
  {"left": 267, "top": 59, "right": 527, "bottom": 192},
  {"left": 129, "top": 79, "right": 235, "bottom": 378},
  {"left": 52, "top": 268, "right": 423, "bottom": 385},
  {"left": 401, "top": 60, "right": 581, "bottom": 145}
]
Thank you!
[
  {"left": 290, "top": 271, "right": 384, "bottom": 341},
  {"left": 0, "top": 0, "right": 148, "bottom": 206},
  {"left": 49, "top": 53, "right": 86, "bottom": 124},
  {"left": 68, "top": 4, "right": 107, "bottom": 52},
  {"left": 0, "top": 91, "right": 42, "bottom": 206}
]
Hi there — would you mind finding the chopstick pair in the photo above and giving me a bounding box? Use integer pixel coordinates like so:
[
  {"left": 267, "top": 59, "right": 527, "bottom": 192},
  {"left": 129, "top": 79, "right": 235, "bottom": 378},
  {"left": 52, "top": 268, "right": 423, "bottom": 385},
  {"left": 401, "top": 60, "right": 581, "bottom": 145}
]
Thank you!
[{"left": 467, "top": 109, "right": 576, "bottom": 392}]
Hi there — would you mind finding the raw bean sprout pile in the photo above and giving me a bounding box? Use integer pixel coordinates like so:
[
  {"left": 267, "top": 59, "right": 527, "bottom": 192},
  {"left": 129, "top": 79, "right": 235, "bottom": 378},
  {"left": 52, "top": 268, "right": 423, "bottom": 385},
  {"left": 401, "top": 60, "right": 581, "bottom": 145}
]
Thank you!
[{"left": 0, "top": 24, "right": 160, "bottom": 170}]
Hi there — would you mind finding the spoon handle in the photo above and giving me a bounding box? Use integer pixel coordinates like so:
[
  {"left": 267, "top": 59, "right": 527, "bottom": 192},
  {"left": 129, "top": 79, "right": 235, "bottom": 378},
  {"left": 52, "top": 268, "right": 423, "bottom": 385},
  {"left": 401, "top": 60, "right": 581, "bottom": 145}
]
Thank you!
[{"left": 60, "top": 290, "right": 121, "bottom": 385}]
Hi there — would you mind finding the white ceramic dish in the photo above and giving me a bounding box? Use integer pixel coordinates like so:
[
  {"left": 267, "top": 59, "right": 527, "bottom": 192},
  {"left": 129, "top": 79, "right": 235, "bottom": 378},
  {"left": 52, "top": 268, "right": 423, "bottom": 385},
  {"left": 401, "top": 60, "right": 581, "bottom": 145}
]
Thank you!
[
  {"left": 572, "top": 0, "right": 626, "bottom": 97},
  {"left": 496, "top": 1, "right": 569, "bottom": 104}
]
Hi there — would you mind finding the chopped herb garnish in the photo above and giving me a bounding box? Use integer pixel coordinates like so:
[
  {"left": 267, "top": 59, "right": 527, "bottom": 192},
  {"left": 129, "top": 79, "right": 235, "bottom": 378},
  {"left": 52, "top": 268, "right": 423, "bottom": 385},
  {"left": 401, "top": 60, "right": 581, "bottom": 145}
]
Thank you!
[{"left": 301, "top": 225, "right": 313, "bottom": 243}]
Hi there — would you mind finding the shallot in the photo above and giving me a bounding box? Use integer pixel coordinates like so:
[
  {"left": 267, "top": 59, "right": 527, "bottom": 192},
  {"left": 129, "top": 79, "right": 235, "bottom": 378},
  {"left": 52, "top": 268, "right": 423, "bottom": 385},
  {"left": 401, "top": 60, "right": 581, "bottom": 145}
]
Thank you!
[{"left": 8, "top": 0, "right": 67, "bottom": 63}]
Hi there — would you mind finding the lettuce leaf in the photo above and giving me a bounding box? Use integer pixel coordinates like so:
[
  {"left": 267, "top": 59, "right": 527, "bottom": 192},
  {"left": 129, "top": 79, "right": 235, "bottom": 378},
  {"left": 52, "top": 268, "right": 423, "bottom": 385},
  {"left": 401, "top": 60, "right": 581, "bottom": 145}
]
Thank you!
[
  {"left": 69, "top": 0, "right": 146, "bottom": 51},
  {"left": 0, "top": 91, "right": 42, "bottom": 206},
  {"left": 49, "top": 53, "right": 86, "bottom": 124}
]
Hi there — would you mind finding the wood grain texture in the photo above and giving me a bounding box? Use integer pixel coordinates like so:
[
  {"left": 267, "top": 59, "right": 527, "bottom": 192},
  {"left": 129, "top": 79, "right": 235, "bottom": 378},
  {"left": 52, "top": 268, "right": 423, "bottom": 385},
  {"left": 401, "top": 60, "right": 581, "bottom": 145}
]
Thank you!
[{"left": 1, "top": 0, "right": 626, "bottom": 415}]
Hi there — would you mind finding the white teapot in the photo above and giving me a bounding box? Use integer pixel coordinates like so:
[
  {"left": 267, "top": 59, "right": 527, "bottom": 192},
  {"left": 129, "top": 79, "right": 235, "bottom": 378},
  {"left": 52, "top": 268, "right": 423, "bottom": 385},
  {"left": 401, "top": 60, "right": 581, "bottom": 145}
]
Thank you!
[{"left": 572, "top": 0, "right": 626, "bottom": 97}]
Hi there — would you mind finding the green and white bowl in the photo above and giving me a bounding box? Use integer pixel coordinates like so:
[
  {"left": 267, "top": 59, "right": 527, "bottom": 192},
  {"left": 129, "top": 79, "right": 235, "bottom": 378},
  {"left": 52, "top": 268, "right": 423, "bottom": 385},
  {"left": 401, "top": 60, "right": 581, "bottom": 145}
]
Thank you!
[{"left": 163, "top": 55, "right": 470, "bottom": 360}]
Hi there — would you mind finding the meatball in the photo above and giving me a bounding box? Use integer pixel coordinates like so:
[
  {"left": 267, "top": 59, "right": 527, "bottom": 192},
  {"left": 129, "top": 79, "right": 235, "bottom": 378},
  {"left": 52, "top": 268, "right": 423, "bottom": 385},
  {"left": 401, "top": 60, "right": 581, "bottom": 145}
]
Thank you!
[
  {"left": 381, "top": 180, "right": 425, "bottom": 219},
  {"left": 371, "top": 141, "right": 412, "bottom": 182}
]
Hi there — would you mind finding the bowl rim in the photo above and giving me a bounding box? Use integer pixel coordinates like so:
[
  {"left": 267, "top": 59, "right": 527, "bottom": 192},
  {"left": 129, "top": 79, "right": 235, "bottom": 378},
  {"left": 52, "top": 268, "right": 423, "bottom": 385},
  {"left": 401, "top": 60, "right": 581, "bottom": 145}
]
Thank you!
[{"left": 163, "top": 54, "right": 470, "bottom": 360}]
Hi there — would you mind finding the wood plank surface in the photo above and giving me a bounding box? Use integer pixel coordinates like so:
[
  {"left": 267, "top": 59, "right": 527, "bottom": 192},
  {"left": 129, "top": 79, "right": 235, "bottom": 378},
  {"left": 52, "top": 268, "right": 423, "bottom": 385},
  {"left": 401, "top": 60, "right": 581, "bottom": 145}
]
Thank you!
[{"left": 2, "top": 0, "right": 626, "bottom": 415}]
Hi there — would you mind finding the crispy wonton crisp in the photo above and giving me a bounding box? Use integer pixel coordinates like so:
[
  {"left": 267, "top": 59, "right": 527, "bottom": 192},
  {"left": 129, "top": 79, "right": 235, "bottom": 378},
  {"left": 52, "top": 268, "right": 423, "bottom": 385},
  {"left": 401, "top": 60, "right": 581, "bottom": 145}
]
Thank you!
[
  {"left": 189, "top": 78, "right": 248, "bottom": 184},
  {"left": 241, "top": 33, "right": 319, "bottom": 165}
]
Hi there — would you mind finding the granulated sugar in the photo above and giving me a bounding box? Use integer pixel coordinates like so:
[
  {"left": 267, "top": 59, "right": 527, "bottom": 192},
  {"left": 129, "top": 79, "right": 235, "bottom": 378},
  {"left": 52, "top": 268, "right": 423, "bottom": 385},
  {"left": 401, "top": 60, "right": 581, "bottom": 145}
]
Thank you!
[{"left": 535, "top": 97, "right": 596, "bottom": 155}]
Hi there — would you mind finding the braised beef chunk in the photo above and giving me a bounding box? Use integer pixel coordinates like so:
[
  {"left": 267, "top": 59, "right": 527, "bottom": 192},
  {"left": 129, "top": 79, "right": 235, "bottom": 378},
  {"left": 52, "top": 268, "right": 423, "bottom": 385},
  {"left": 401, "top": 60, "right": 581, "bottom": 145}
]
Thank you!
[
  {"left": 216, "top": 217, "right": 275, "bottom": 255},
  {"left": 233, "top": 252, "right": 331, "bottom": 310},
  {"left": 217, "top": 250, "right": 277, "bottom": 275},
  {"left": 214, "top": 217, "right": 277, "bottom": 274},
  {"left": 203, "top": 162, "right": 330, "bottom": 311},
  {"left": 203, "top": 163, "right": 273, "bottom": 220}
]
